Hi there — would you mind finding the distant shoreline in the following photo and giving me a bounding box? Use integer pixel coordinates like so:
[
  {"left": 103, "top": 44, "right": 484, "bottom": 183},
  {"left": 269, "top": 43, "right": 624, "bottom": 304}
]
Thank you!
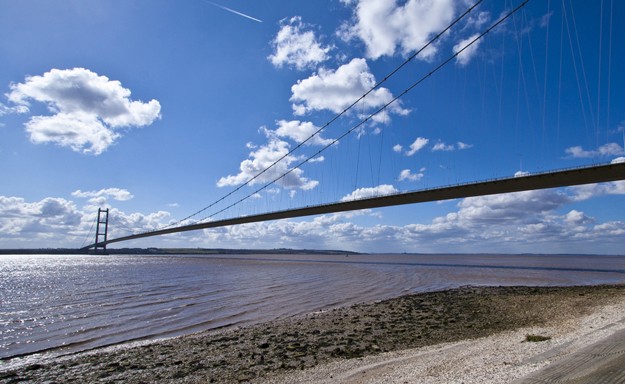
[
  {"left": 0, "top": 248, "right": 362, "bottom": 256},
  {"left": 1, "top": 248, "right": 621, "bottom": 257}
]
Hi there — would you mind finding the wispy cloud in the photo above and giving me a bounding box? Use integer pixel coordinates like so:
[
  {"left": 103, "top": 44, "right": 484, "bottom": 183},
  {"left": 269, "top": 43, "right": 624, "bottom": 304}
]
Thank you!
[
  {"left": 205, "top": 1, "right": 262, "bottom": 23},
  {"left": 405, "top": 137, "right": 429, "bottom": 156},
  {"left": 565, "top": 143, "right": 624, "bottom": 158}
]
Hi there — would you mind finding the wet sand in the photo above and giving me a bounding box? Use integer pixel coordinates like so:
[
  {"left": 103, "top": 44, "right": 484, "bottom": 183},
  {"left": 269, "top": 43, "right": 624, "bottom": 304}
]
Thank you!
[{"left": 2, "top": 285, "right": 625, "bottom": 383}]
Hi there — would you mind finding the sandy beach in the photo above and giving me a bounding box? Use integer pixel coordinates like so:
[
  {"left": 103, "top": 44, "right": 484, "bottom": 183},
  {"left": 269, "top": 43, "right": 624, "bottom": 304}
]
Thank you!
[{"left": 2, "top": 285, "right": 625, "bottom": 383}]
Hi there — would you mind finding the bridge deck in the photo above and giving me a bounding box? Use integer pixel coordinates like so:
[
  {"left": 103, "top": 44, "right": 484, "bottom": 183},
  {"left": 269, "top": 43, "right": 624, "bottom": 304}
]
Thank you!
[{"left": 84, "top": 162, "right": 625, "bottom": 249}]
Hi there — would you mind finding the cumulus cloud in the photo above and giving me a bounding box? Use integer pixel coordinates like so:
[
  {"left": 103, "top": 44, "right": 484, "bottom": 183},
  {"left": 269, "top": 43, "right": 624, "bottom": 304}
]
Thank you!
[
  {"left": 341, "top": 184, "right": 398, "bottom": 201},
  {"left": 0, "top": 196, "right": 82, "bottom": 241},
  {"left": 0, "top": 191, "right": 178, "bottom": 248},
  {"left": 565, "top": 143, "right": 624, "bottom": 158},
  {"left": 25, "top": 112, "right": 120, "bottom": 155},
  {"left": 290, "top": 58, "right": 409, "bottom": 122},
  {"left": 339, "top": 0, "right": 456, "bottom": 60},
  {"left": 452, "top": 33, "right": 482, "bottom": 66},
  {"left": 456, "top": 189, "right": 570, "bottom": 224},
  {"left": 72, "top": 188, "right": 134, "bottom": 204},
  {"left": 564, "top": 209, "right": 593, "bottom": 225},
  {"left": 398, "top": 168, "right": 425, "bottom": 182},
  {"left": 110, "top": 209, "right": 171, "bottom": 233},
  {"left": 2, "top": 181, "right": 625, "bottom": 252},
  {"left": 268, "top": 16, "right": 332, "bottom": 70},
  {"left": 392, "top": 144, "right": 403, "bottom": 153},
  {"left": 569, "top": 181, "right": 625, "bottom": 201},
  {"left": 7, "top": 68, "right": 161, "bottom": 155},
  {"left": 217, "top": 135, "right": 319, "bottom": 190},
  {"left": 612, "top": 157, "right": 625, "bottom": 164},
  {"left": 405, "top": 137, "right": 429, "bottom": 156},
  {"left": 274, "top": 119, "right": 333, "bottom": 146}
]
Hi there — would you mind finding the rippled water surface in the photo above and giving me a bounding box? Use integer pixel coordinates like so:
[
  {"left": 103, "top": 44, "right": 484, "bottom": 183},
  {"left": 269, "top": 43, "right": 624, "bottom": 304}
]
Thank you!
[{"left": 1, "top": 253, "right": 624, "bottom": 361}]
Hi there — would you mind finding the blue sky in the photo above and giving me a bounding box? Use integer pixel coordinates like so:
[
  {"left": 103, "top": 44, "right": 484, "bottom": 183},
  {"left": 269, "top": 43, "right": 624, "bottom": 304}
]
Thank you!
[{"left": 1, "top": 0, "right": 624, "bottom": 253}]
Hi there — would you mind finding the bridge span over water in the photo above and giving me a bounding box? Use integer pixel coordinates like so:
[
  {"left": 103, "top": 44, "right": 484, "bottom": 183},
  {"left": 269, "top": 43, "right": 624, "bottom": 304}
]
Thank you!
[{"left": 84, "top": 162, "right": 625, "bottom": 250}]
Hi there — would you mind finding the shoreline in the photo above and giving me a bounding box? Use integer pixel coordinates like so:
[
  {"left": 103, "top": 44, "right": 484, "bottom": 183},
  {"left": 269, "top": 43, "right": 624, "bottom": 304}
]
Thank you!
[{"left": 2, "top": 284, "right": 625, "bottom": 383}]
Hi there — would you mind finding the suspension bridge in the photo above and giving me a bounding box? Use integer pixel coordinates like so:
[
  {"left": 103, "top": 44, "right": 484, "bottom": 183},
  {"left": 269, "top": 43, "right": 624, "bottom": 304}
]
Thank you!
[
  {"left": 83, "top": 162, "right": 625, "bottom": 251},
  {"left": 82, "top": 0, "right": 625, "bottom": 252}
]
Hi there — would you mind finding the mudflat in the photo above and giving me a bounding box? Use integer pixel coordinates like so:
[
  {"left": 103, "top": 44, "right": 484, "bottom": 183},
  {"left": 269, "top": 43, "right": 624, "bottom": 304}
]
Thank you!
[{"left": 2, "top": 285, "right": 625, "bottom": 384}]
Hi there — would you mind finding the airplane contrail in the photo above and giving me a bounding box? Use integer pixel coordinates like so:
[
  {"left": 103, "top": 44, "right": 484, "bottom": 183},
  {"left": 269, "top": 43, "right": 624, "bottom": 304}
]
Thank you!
[{"left": 205, "top": 1, "right": 263, "bottom": 23}]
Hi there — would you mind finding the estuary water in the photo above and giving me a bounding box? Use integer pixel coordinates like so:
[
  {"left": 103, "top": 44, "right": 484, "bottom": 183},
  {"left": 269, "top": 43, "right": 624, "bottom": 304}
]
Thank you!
[{"left": 1, "top": 253, "right": 625, "bottom": 363}]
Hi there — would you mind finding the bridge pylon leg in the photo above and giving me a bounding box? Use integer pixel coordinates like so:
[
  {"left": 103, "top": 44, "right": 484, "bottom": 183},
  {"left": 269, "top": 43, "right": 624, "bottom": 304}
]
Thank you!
[{"left": 94, "top": 208, "right": 109, "bottom": 254}]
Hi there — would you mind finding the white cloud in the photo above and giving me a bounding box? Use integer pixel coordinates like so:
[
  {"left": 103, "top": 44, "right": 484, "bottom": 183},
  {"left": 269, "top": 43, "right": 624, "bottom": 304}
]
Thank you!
[
  {"left": 569, "top": 181, "right": 625, "bottom": 201},
  {"left": 597, "top": 143, "right": 623, "bottom": 156},
  {"left": 612, "top": 157, "right": 625, "bottom": 164},
  {"left": 593, "top": 221, "right": 625, "bottom": 237},
  {"left": 565, "top": 143, "right": 624, "bottom": 158},
  {"left": 398, "top": 168, "right": 424, "bottom": 182},
  {"left": 268, "top": 16, "right": 332, "bottom": 70},
  {"left": 0, "top": 195, "right": 82, "bottom": 241},
  {"left": 514, "top": 170, "right": 530, "bottom": 177},
  {"left": 341, "top": 184, "right": 398, "bottom": 201},
  {"left": 2, "top": 183, "right": 625, "bottom": 253},
  {"left": 25, "top": 112, "right": 120, "bottom": 155},
  {"left": 453, "top": 33, "right": 482, "bottom": 66},
  {"left": 456, "top": 190, "right": 570, "bottom": 224},
  {"left": 290, "top": 58, "right": 409, "bottom": 122},
  {"left": 217, "top": 135, "right": 319, "bottom": 190},
  {"left": 399, "top": 138, "right": 471, "bottom": 155},
  {"left": 464, "top": 11, "right": 490, "bottom": 30},
  {"left": 432, "top": 141, "right": 454, "bottom": 151},
  {"left": 274, "top": 119, "right": 333, "bottom": 146},
  {"left": 7, "top": 68, "right": 161, "bottom": 155},
  {"left": 308, "top": 156, "right": 325, "bottom": 163},
  {"left": 405, "top": 137, "right": 429, "bottom": 156},
  {"left": 564, "top": 209, "right": 593, "bottom": 225},
  {"left": 117, "top": 211, "right": 170, "bottom": 237},
  {"left": 0, "top": 102, "right": 29, "bottom": 116},
  {"left": 0, "top": 191, "right": 179, "bottom": 248},
  {"left": 432, "top": 141, "right": 473, "bottom": 151},
  {"left": 72, "top": 188, "right": 134, "bottom": 202},
  {"left": 565, "top": 146, "right": 591, "bottom": 158},
  {"left": 339, "top": 0, "right": 456, "bottom": 60}
]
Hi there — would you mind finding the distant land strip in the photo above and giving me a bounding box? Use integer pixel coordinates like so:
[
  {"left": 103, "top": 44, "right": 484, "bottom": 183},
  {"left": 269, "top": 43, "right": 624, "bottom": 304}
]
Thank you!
[{"left": 0, "top": 248, "right": 360, "bottom": 256}]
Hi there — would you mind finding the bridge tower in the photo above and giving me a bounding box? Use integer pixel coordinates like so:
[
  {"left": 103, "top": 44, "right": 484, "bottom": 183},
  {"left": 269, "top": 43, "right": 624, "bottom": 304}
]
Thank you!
[{"left": 94, "top": 208, "right": 109, "bottom": 253}]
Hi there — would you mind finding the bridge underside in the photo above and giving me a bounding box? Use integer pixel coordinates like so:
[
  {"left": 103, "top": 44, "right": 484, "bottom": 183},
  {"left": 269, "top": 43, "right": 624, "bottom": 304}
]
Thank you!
[{"left": 84, "top": 162, "right": 625, "bottom": 249}]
